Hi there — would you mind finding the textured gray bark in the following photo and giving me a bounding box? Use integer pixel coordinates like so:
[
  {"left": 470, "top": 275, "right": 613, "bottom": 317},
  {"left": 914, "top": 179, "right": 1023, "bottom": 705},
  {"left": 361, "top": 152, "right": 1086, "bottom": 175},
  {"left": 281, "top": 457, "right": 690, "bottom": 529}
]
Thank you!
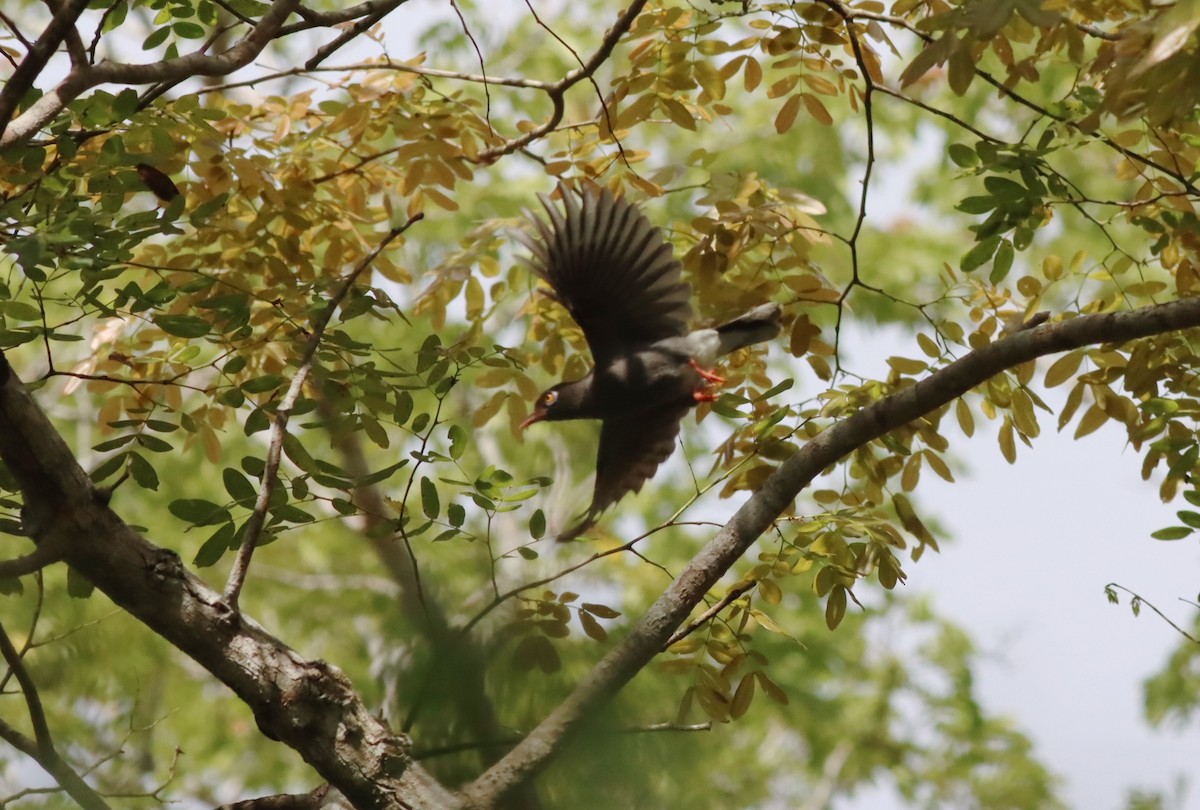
[{"left": 0, "top": 352, "right": 457, "bottom": 810}]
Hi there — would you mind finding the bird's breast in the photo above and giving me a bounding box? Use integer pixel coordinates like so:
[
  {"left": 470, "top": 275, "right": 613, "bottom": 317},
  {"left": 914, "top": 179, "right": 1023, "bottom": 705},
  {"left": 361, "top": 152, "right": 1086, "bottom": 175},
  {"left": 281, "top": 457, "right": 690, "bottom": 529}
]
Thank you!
[{"left": 594, "top": 347, "right": 702, "bottom": 417}]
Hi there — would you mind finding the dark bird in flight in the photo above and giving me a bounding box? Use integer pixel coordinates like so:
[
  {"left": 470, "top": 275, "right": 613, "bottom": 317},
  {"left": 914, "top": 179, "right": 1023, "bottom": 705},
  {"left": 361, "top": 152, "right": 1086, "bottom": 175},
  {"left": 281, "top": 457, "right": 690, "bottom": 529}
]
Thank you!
[
  {"left": 135, "top": 162, "right": 181, "bottom": 202},
  {"left": 517, "top": 184, "right": 782, "bottom": 542}
]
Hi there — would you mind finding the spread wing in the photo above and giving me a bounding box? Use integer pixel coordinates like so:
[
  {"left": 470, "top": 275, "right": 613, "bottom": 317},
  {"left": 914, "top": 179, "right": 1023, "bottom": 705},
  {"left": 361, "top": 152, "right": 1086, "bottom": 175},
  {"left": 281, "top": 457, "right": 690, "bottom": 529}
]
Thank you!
[
  {"left": 518, "top": 185, "right": 692, "bottom": 367},
  {"left": 555, "top": 403, "right": 688, "bottom": 542}
]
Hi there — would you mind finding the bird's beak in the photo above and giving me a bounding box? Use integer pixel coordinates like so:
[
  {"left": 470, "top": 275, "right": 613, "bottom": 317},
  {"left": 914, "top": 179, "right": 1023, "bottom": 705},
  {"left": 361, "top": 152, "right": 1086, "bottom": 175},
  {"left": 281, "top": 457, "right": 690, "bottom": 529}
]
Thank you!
[{"left": 519, "top": 412, "right": 544, "bottom": 431}]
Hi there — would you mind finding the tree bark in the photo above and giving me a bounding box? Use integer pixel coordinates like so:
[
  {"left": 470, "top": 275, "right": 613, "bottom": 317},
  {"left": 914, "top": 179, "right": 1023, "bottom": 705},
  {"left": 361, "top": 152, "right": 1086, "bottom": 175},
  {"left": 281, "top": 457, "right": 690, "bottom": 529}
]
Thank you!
[{"left": 0, "top": 351, "right": 457, "bottom": 810}]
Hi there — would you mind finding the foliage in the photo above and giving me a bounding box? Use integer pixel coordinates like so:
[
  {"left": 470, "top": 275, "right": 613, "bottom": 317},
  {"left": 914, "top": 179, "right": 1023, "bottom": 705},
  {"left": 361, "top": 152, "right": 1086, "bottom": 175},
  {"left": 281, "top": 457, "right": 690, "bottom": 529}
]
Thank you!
[{"left": 1, "top": 0, "right": 1199, "bottom": 808}]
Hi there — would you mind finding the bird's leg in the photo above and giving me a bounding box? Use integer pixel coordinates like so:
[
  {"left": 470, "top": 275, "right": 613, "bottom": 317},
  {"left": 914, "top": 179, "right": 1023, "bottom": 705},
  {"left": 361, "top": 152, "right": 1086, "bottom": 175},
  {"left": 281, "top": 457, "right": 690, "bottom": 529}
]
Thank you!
[
  {"left": 688, "top": 358, "right": 725, "bottom": 384},
  {"left": 689, "top": 358, "right": 724, "bottom": 402}
]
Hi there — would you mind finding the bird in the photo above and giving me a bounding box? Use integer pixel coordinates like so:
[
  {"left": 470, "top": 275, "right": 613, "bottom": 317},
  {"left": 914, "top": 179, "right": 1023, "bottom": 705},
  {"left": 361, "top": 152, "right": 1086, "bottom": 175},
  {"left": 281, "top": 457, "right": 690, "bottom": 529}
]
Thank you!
[{"left": 517, "top": 183, "right": 783, "bottom": 542}]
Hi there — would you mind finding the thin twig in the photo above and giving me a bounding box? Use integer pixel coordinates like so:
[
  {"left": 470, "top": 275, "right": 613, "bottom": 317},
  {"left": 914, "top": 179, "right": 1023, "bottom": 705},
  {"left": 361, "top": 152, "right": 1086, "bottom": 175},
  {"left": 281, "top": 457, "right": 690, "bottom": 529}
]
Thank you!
[
  {"left": 663, "top": 579, "right": 756, "bottom": 648},
  {"left": 476, "top": 0, "right": 649, "bottom": 163},
  {"left": 222, "top": 214, "right": 423, "bottom": 608},
  {"left": 1107, "top": 583, "right": 1200, "bottom": 645},
  {"left": 0, "top": 623, "right": 112, "bottom": 810}
]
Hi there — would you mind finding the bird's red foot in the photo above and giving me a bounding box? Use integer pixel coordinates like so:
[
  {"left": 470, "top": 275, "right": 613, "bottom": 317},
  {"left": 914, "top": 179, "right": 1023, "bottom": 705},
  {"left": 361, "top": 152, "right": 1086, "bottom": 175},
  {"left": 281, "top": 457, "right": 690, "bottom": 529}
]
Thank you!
[
  {"left": 688, "top": 358, "right": 725, "bottom": 384},
  {"left": 692, "top": 388, "right": 719, "bottom": 403}
]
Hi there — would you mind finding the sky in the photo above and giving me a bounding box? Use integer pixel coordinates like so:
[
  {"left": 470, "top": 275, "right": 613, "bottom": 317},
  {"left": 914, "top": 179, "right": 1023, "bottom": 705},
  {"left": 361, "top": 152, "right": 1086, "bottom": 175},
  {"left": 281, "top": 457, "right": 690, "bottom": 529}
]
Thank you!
[{"left": 838, "top": 326, "right": 1200, "bottom": 810}]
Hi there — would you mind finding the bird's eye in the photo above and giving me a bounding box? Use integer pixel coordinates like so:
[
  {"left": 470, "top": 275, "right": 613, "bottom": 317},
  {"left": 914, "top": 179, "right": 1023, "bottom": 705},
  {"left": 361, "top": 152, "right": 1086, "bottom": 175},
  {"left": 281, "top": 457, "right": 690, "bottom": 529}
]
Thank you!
[{"left": 542, "top": 390, "right": 558, "bottom": 407}]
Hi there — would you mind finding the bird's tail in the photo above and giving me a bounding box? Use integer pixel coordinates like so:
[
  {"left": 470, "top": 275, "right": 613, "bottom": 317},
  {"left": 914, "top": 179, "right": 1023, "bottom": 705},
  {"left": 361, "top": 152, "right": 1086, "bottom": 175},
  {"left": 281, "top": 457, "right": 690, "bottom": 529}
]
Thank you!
[{"left": 715, "top": 302, "right": 783, "bottom": 355}]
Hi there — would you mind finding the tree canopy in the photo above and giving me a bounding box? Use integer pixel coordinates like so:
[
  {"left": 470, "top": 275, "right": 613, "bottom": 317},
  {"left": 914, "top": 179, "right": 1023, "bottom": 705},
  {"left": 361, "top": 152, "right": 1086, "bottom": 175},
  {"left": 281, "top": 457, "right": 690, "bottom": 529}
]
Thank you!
[{"left": 1, "top": 0, "right": 1199, "bottom": 808}]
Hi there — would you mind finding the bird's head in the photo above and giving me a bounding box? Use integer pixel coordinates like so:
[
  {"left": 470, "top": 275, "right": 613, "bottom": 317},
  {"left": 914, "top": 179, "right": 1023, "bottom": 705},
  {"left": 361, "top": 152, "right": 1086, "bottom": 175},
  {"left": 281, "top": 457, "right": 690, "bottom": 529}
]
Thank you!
[{"left": 520, "top": 385, "right": 566, "bottom": 430}]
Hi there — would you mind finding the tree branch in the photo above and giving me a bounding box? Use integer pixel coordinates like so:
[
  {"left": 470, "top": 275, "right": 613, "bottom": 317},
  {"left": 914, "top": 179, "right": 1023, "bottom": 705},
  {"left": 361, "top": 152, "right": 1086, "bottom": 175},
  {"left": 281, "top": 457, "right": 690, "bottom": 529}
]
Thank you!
[
  {"left": 0, "top": 622, "right": 112, "bottom": 810},
  {"left": 459, "top": 297, "right": 1200, "bottom": 808},
  {"left": 0, "top": 540, "right": 62, "bottom": 578},
  {"left": 0, "top": 0, "right": 300, "bottom": 148},
  {"left": 0, "top": 351, "right": 457, "bottom": 809},
  {"left": 224, "top": 214, "right": 422, "bottom": 609},
  {"left": 0, "top": 0, "right": 89, "bottom": 136},
  {"left": 475, "top": 0, "right": 648, "bottom": 163}
]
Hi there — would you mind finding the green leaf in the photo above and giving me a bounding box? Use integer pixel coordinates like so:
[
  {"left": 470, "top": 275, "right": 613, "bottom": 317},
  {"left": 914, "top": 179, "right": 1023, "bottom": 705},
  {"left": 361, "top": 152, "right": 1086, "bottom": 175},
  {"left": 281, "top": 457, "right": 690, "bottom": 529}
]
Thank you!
[
  {"left": 169, "top": 498, "right": 231, "bottom": 526},
  {"left": 136, "top": 434, "right": 173, "bottom": 453},
  {"left": 1176, "top": 510, "right": 1200, "bottom": 529},
  {"left": 448, "top": 424, "right": 468, "bottom": 460},
  {"left": 223, "top": 467, "right": 257, "bottom": 504},
  {"left": 960, "top": 235, "right": 1000, "bottom": 273},
  {"left": 1151, "top": 526, "right": 1193, "bottom": 541},
  {"left": 983, "top": 175, "right": 1028, "bottom": 200},
  {"left": 395, "top": 391, "right": 414, "bottom": 424},
  {"left": 282, "top": 434, "right": 317, "bottom": 474},
  {"left": 270, "top": 504, "right": 314, "bottom": 524},
  {"left": 154, "top": 314, "right": 211, "bottom": 338},
  {"left": 360, "top": 459, "right": 408, "bottom": 486},
  {"left": 128, "top": 452, "right": 160, "bottom": 490},
  {"left": 241, "top": 375, "right": 285, "bottom": 394},
  {"left": 990, "top": 239, "right": 1015, "bottom": 283},
  {"left": 194, "top": 522, "right": 236, "bottom": 567},
  {"left": 825, "top": 585, "right": 847, "bottom": 630},
  {"left": 529, "top": 508, "right": 546, "bottom": 539},
  {"left": 447, "top": 502, "right": 465, "bottom": 527},
  {"left": 142, "top": 26, "right": 170, "bottom": 50},
  {"left": 948, "top": 143, "right": 979, "bottom": 168},
  {"left": 421, "top": 476, "right": 439, "bottom": 519},
  {"left": 94, "top": 434, "right": 137, "bottom": 452},
  {"left": 244, "top": 408, "right": 269, "bottom": 435}
]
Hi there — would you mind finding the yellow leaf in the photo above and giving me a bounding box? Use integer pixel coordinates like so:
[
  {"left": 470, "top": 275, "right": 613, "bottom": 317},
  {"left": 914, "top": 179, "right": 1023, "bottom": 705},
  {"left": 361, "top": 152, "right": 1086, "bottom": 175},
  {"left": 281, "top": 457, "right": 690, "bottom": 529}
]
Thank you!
[
  {"left": 758, "top": 577, "right": 782, "bottom": 605},
  {"left": 917, "top": 332, "right": 940, "bottom": 358},
  {"left": 1058, "top": 382, "right": 1084, "bottom": 430},
  {"left": 756, "top": 671, "right": 789, "bottom": 705},
  {"left": 465, "top": 275, "right": 484, "bottom": 320},
  {"left": 775, "top": 94, "right": 802, "bottom": 134},
  {"left": 802, "top": 73, "right": 839, "bottom": 95},
  {"left": 887, "top": 356, "right": 928, "bottom": 375},
  {"left": 1044, "top": 351, "right": 1081, "bottom": 387},
  {"left": 743, "top": 57, "right": 762, "bottom": 92},
  {"left": 731, "top": 674, "right": 755, "bottom": 719},
  {"left": 659, "top": 96, "right": 696, "bottom": 131},
  {"left": 694, "top": 59, "right": 726, "bottom": 100},
  {"left": 1012, "top": 388, "right": 1040, "bottom": 438},
  {"left": 924, "top": 450, "right": 955, "bottom": 482},
  {"left": 750, "top": 608, "right": 784, "bottom": 634},
  {"left": 901, "top": 453, "right": 921, "bottom": 491},
  {"left": 956, "top": 398, "right": 975, "bottom": 437},
  {"left": 998, "top": 417, "right": 1016, "bottom": 463},
  {"left": 1074, "top": 404, "right": 1108, "bottom": 439},
  {"left": 802, "top": 93, "right": 833, "bottom": 126},
  {"left": 825, "top": 585, "right": 847, "bottom": 630},
  {"left": 948, "top": 42, "right": 975, "bottom": 95}
]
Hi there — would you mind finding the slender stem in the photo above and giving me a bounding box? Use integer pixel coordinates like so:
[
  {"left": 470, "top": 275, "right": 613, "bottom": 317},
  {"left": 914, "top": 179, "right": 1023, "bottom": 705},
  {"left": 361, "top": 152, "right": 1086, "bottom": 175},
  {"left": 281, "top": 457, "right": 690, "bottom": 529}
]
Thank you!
[{"left": 223, "top": 214, "right": 423, "bottom": 608}]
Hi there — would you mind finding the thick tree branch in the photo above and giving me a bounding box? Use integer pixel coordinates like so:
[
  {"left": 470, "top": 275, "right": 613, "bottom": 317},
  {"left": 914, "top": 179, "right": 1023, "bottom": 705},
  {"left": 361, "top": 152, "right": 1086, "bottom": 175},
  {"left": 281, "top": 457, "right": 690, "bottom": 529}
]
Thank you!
[
  {"left": 0, "top": 0, "right": 89, "bottom": 136},
  {"left": 0, "top": 352, "right": 457, "bottom": 809},
  {"left": 459, "top": 297, "right": 1200, "bottom": 808},
  {"left": 0, "top": 0, "right": 300, "bottom": 148}
]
